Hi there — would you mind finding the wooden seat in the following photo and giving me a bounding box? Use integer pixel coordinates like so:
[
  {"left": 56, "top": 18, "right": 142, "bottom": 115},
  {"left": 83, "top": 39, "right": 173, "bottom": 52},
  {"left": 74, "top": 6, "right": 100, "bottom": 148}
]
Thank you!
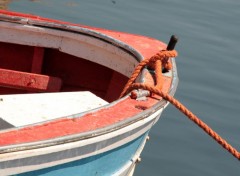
[
  {"left": 0, "top": 91, "right": 108, "bottom": 127},
  {"left": 0, "top": 68, "right": 62, "bottom": 92}
]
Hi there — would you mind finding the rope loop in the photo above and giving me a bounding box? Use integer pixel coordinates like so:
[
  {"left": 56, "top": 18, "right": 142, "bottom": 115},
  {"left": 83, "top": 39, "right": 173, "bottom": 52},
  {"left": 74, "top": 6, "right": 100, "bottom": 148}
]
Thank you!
[{"left": 120, "top": 49, "right": 240, "bottom": 160}]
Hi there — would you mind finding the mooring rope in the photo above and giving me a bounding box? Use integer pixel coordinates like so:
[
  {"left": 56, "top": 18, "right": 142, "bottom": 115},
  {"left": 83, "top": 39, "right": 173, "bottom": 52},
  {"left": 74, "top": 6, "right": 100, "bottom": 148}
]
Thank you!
[{"left": 120, "top": 49, "right": 240, "bottom": 160}]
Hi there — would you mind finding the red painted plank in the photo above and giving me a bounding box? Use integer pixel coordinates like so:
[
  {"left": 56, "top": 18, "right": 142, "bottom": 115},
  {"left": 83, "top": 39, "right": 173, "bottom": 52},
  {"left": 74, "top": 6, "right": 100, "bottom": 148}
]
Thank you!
[{"left": 0, "top": 68, "right": 62, "bottom": 92}]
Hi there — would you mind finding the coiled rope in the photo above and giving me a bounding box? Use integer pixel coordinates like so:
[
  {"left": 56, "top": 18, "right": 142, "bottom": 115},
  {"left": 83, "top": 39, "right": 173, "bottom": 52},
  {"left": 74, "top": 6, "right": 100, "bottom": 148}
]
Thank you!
[{"left": 120, "top": 49, "right": 240, "bottom": 160}]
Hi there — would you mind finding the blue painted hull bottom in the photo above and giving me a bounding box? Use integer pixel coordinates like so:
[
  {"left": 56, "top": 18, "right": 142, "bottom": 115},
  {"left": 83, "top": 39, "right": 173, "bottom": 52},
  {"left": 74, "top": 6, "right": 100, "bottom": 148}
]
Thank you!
[{"left": 17, "top": 133, "right": 148, "bottom": 176}]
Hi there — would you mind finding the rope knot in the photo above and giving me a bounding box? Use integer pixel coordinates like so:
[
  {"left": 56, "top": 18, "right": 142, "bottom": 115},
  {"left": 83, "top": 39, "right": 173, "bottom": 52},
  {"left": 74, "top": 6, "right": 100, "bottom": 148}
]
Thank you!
[
  {"left": 120, "top": 49, "right": 178, "bottom": 98},
  {"left": 148, "top": 50, "right": 177, "bottom": 68}
]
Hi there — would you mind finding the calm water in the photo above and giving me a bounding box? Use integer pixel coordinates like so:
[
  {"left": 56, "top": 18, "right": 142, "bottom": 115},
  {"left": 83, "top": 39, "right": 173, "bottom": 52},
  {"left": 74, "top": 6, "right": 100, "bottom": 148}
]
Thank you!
[{"left": 1, "top": 0, "right": 240, "bottom": 175}]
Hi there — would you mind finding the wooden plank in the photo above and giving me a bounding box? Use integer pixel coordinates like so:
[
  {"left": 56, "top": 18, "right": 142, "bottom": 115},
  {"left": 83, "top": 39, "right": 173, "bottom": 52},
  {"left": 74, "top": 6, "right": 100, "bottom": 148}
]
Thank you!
[
  {"left": 31, "top": 47, "right": 44, "bottom": 74},
  {"left": 0, "top": 68, "right": 62, "bottom": 92}
]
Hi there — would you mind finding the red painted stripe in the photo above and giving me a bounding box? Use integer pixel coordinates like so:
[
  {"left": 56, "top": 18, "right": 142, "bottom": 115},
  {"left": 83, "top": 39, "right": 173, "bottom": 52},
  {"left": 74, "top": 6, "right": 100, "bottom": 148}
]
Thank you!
[{"left": 0, "top": 97, "right": 149, "bottom": 145}]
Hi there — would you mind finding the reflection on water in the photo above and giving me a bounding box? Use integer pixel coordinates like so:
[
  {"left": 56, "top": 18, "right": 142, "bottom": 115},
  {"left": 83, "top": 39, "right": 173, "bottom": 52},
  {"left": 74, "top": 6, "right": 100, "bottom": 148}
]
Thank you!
[{"left": 0, "top": 0, "right": 11, "bottom": 10}]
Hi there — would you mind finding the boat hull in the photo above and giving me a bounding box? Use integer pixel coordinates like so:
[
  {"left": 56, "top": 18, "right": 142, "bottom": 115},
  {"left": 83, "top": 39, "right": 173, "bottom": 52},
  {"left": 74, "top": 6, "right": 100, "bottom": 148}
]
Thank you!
[
  {"left": 0, "top": 10, "right": 178, "bottom": 176},
  {"left": 0, "top": 109, "right": 163, "bottom": 176},
  {"left": 16, "top": 134, "right": 147, "bottom": 176}
]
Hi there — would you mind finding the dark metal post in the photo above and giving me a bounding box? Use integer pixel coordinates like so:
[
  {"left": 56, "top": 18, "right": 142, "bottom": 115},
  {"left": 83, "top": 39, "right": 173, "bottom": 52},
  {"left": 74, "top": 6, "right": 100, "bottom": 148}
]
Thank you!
[{"left": 167, "top": 35, "right": 178, "bottom": 51}]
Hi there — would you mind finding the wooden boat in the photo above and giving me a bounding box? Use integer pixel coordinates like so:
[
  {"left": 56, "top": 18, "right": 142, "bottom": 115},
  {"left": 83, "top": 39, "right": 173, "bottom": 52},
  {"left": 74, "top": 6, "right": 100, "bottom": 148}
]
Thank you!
[{"left": 0, "top": 10, "right": 178, "bottom": 176}]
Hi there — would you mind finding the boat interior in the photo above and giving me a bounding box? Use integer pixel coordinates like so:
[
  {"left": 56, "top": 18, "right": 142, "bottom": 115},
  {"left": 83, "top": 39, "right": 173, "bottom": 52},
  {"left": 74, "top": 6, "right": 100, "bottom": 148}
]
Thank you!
[
  {"left": 0, "top": 42, "right": 129, "bottom": 100},
  {"left": 0, "top": 21, "right": 139, "bottom": 130}
]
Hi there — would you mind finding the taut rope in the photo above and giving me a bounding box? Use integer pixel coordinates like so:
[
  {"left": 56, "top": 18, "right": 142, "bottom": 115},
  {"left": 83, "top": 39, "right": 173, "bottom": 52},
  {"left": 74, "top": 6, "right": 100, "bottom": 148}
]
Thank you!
[{"left": 120, "top": 49, "right": 240, "bottom": 160}]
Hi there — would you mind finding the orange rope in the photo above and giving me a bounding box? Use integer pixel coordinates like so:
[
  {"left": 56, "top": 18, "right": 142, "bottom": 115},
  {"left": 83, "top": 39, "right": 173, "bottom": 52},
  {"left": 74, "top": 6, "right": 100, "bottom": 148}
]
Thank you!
[
  {"left": 120, "top": 50, "right": 177, "bottom": 98},
  {"left": 120, "top": 50, "right": 240, "bottom": 160}
]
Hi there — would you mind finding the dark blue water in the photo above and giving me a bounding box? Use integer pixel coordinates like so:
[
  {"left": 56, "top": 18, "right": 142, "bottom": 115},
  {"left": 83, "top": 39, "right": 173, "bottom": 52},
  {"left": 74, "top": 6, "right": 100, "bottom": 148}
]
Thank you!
[{"left": 2, "top": 0, "right": 240, "bottom": 175}]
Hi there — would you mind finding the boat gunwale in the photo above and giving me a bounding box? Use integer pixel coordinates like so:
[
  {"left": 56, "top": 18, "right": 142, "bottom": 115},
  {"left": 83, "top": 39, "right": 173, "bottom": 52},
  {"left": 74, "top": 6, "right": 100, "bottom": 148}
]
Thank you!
[
  {"left": 0, "top": 12, "right": 143, "bottom": 62},
  {"left": 0, "top": 11, "right": 178, "bottom": 153}
]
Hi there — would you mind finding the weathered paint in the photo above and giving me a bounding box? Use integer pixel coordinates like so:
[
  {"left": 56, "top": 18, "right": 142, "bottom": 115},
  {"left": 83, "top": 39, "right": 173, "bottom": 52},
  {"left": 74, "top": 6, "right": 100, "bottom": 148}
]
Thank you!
[{"left": 0, "top": 68, "right": 62, "bottom": 92}]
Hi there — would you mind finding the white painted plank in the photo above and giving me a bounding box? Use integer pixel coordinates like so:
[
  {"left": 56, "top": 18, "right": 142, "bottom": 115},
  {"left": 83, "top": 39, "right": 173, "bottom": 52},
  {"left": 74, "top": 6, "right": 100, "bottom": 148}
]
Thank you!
[{"left": 0, "top": 92, "right": 108, "bottom": 127}]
